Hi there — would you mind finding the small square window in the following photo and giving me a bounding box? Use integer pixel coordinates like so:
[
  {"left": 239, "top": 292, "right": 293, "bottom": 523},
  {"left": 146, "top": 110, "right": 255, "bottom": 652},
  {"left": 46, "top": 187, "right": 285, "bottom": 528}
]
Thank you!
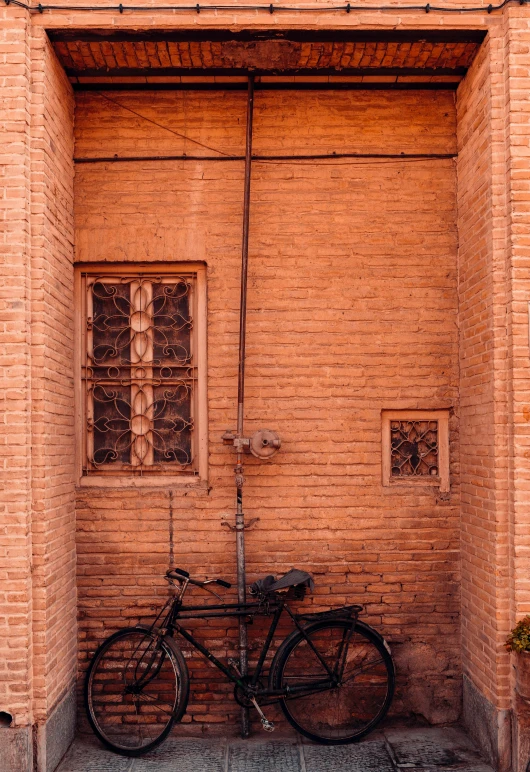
[{"left": 381, "top": 410, "right": 449, "bottom": 492}]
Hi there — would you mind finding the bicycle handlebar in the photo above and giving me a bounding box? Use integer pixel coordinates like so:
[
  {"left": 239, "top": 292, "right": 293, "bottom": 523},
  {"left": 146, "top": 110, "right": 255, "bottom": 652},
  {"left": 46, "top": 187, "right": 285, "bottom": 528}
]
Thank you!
[{"left": 170, "top": 567, "right": 189, "bottom": 578}]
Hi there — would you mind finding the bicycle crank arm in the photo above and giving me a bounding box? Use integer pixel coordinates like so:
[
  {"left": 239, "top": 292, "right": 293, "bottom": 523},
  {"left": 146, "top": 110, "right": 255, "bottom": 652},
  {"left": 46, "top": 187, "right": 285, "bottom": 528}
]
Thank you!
[{"left": 249, "top": 697, "right": 275, "bottom": 732}]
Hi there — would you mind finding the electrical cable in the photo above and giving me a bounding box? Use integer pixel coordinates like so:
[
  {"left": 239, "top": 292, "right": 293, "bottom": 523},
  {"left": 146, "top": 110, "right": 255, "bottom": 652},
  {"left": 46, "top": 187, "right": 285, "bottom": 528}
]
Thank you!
[
  {"left": 75, "top": 154, "right": 245, "bottom": 162},
  {"left": 74, "top": 152, "right": 456, "bottom": 164},
  {"left": 254, "top": 155, "right": 456, "bottom": 165},
  {"left": 93, "top": 91, "right": 234, "bottom": 156},
  {"left": 3, "top": 0, "right": 529, "bottom": 14}
]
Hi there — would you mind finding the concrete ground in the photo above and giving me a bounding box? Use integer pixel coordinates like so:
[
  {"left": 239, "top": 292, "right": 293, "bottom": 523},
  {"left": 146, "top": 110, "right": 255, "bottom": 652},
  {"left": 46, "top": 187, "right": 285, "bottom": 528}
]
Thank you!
[{"left": 56, "top": 725, "right": 496, "bottom": 772}]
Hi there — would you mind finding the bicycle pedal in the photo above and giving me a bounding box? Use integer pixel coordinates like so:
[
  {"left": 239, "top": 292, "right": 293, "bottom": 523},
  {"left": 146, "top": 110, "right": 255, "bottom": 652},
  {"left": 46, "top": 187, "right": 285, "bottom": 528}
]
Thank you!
[{"left": 227, "top": 658, "right": 242, "bottom": 676}]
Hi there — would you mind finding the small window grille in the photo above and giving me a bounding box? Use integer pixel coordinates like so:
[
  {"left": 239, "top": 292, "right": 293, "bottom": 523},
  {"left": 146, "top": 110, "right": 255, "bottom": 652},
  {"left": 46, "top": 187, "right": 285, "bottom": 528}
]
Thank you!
[
  {"left": 390, "top": 420, "right": 439, "bottom": 478},
  {"left": 382, "top": 410, "right": 449, "bottom": 492},
  {"left": 79, "top": 268, "right": 203, "bottom": 477}
]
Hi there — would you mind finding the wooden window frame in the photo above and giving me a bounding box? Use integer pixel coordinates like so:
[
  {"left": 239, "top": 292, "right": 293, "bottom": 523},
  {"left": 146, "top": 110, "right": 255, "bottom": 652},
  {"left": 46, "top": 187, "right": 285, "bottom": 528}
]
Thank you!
[
  {"left": 381, "top": 409, "right": 450, "bottom": 492},
  {"left": 74, "top": 262, "right": 208, "bottom": 488}
]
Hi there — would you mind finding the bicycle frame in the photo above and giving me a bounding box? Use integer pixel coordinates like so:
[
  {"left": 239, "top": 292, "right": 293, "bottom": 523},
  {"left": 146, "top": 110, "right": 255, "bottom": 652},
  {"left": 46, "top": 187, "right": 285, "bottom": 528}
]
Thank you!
[
  {"left": 85, "top": 577, "right": 393, "bottom": 753},
  {"left": 150, "top": 581, "right": 355, "bottom": 702}
]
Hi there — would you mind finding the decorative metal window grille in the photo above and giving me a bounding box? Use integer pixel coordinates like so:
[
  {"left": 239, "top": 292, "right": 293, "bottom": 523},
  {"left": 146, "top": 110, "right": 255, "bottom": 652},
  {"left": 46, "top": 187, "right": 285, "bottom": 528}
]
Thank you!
[
  {"left": 82, "top": 272, "right": 198, "bottom": 476},
  {"left": 390, "top": 420, "right": 439, "bottom": 478}
]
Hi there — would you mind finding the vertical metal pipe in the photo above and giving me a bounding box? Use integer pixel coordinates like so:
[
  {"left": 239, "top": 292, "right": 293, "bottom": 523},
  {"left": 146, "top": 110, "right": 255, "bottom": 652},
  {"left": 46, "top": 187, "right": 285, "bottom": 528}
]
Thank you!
[
  {"left": 235, "top": 73, "right": 254, "bottom": 739},
  {"left": 238, "top": 73, "right": 254, "bottom": 434}
]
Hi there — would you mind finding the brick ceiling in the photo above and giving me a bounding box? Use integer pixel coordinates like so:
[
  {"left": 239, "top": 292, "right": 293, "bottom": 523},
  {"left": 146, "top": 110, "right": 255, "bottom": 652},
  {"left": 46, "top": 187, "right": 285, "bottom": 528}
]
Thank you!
[{"left": 49, "top": 30, "right": 484, "bottom": 78}]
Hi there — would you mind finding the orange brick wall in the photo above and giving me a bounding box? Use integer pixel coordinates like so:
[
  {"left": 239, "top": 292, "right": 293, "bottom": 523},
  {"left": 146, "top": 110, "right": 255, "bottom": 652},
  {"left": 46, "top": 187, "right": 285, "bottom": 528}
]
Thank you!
[
  {"left": 2, "top": 6, "right": 529, "bottom": 765},
  {"left": 75, "top": 88, "right": 462, "bottom": 727}
]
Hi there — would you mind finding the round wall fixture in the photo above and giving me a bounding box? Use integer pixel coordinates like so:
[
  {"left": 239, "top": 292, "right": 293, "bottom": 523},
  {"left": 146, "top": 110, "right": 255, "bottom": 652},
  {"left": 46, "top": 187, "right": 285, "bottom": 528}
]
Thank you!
[{"left": 249, "top": 429, "right": 281, "bottom": 460}]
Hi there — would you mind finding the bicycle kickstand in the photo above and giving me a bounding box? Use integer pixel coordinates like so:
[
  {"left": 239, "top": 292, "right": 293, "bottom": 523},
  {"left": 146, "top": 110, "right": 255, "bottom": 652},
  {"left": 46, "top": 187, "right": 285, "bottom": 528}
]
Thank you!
[{"left": 249, "top": 697, "right": 275, "bottom": 733}]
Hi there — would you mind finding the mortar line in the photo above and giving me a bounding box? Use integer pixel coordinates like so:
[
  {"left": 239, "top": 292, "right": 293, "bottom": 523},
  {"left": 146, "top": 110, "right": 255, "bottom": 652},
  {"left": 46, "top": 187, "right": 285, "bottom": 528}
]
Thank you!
[
  {"left": 383, "top": 733, "right": 400, "bottom": 771},
  {"left": 297, "top": 734, "right": 307, "bottom": 772},
  {"left": 224, "top": 736, "right": 230, "bottom": 772}
]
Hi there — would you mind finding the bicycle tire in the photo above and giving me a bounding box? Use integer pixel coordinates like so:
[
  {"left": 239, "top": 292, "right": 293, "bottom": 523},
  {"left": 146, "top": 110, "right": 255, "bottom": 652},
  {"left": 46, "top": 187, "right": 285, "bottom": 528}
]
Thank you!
[
  {"left": 270, "top": 619, "right": 394, "bottom": 744},
  {"left": 84, "top": 626, "right": 189, "bottom": 756}
]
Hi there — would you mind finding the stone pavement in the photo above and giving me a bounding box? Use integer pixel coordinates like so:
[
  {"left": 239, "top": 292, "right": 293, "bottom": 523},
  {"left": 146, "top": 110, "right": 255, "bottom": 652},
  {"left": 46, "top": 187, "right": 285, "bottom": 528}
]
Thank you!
[{"left": 56, "top": 725, "right": 496, "bottom": 772}]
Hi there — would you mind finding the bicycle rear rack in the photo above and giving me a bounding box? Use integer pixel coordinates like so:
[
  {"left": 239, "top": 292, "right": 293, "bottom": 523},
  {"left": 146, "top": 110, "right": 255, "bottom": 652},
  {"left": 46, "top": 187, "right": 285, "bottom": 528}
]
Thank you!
[{"left": 296, "top": 604, "right": 363, "bottom": 622}]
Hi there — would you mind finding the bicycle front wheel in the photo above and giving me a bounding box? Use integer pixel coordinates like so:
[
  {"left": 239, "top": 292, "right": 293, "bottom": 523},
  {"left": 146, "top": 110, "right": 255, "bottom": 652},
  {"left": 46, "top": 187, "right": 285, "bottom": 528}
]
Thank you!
[
  {"left": 270, "top": 619, "right": 394, "bottom": 744},
  {"left": 85, "top": 627, "right": 189, "bottom": 756}
]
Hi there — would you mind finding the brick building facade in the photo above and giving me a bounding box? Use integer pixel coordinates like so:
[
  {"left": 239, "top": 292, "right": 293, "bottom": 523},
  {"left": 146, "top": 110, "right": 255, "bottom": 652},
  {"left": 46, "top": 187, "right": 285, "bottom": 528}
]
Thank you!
[{"left": 1, "top": 3, "right": 529, "bottom": 771}]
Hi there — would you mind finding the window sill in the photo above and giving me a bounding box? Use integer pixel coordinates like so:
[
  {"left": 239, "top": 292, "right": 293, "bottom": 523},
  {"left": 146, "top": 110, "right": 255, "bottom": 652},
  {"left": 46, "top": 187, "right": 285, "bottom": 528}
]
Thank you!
[
  {"left": 383, "top": 476, "right": 450, "bottom": 493},
  {"left": 77, "top": 475, "right": 209, "bottom": 492},
  {"left": 389, "top": 476, "right": 441, "bottom": 485}
]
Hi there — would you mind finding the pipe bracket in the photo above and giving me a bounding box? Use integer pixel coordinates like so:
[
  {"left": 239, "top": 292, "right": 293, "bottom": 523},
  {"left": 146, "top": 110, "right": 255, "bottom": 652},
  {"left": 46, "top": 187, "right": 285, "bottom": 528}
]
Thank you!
[{"left": 221, "top": 517, "right": 260, "bottom": 532}]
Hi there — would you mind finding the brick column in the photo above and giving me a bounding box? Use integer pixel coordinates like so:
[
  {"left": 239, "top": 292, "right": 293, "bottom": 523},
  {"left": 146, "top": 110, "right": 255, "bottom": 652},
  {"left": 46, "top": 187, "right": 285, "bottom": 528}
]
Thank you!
[
  {"left": 29, "top": 27, "right": 76, "bottom": 772},
  {"left": 0, "top": 11, "right": 76, "bottom": 772},
  {"left": 456, "top": 25, "right": 513, "bottom": 772},
  {"left": 0, "top": 5, "right": 35, "bottom": 769},
  {"left": 458, "top": 12, "right": 530, "bottom": 772},
  {"left": 503, "top": 8, "right": 530, "bottom": 772}
]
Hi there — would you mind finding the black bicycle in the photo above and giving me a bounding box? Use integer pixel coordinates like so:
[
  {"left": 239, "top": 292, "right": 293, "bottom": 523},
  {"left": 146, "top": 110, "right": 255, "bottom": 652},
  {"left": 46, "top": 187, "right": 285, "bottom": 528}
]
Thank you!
[{"left": 84, "top": 567, "right": 395, "bottom": 755}]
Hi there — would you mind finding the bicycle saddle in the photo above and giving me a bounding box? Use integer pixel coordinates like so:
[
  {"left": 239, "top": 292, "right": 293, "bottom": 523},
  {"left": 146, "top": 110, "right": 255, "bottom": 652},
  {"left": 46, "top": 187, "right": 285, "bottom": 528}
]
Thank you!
[{"left": 249, "top": 568, "right": 314, "bottom": 596}]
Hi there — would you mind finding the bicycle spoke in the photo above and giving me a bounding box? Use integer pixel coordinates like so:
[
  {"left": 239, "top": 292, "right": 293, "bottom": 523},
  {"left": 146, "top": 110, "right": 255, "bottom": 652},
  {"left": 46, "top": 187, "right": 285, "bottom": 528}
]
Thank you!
[
  {"left": 342, "top": 657, "right": 385, "bottom": 682},
  {"left": 132, "top": 690, "right": 176, "bottom": 718}
]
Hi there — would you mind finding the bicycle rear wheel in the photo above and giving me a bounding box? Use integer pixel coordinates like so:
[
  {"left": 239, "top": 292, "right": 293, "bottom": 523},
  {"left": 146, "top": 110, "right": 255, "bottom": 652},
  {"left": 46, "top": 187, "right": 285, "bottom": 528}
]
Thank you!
[
  {"left": 270, "top": 619, "right": 394, "bottom": 744},
  {"left": 85, "top": 627, "right": 189, "bottom": 755}
]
